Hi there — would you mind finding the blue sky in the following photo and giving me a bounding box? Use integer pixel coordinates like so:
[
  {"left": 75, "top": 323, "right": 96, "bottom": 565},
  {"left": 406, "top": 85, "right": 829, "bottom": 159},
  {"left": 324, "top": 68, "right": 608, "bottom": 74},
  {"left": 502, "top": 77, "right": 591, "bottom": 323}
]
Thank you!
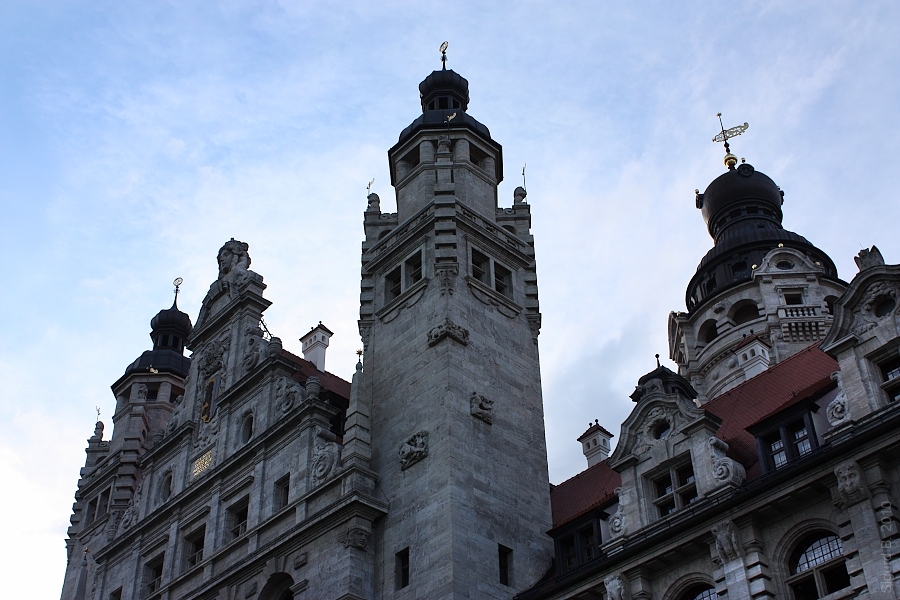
[{"left": 2, "top": 2, "right": 899, "bottom": 596}]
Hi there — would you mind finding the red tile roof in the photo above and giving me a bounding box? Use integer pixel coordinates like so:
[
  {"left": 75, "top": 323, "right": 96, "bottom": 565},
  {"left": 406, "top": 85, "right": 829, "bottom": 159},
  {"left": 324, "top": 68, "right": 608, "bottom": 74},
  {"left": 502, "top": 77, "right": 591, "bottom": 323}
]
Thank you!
[
  {"left": 550, "top": 460, "right": 620, "bottom": 528},
  {"left": 701, "top": 342, "right": 837, "bottom": 479},
  {"left": 549, "top": 343, "right": 837, "bottom": 529},
  {"left": 280, "top": 349, "right": 352, "bottom": 399}
]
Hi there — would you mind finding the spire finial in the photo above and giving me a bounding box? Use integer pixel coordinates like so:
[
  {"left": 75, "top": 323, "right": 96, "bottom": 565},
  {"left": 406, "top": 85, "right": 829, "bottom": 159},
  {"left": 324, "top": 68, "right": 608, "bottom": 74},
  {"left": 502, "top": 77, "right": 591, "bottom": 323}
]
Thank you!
[
  {"left": 367, "top": 178, "right": 374, "bottom": 195},
  {"left": 712, "top": 113, "right": 749, "bottom": 170},
  {"left": 440, "top": 41, "right": 448, "bottom": 70},
  {"left": 172, "top": 277, "right": 183, "bottom": 308},
  {"left": 522, "top": 163, "right": 527, "bottom": 192},
  {"left": 655, "top": 353, "right": 661, "bottom": 368}
]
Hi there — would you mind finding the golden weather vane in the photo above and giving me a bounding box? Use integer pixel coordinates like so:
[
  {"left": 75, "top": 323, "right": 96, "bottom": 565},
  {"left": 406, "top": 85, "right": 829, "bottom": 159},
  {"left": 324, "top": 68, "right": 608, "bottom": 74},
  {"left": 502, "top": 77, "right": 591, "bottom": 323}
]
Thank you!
[{"left": 712, "top": 113, "right": 749, "bottom": 169}]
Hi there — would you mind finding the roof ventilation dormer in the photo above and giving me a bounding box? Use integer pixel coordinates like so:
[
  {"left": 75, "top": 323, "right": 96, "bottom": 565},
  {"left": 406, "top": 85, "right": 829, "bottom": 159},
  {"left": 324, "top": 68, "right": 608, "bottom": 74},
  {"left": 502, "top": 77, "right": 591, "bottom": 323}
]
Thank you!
[
  {"left": 577, "top": 420, "right": 614, "bottom": 467},
  {"left": 300, "top": 322, "right": 333, "bottom": 372}
]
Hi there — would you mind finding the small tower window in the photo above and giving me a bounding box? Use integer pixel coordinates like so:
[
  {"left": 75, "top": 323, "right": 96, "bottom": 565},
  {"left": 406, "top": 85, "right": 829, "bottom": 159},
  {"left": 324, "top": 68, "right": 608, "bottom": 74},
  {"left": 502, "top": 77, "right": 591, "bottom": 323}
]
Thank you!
[
  {"left": 472, "top": 249, "right": 490, "bottom": 285},
  {"left": 239, "top": 413, "right": 253, "bottom": 445},
  {"left": 184, "top": 526, "right": 205, "bottom": 570},
  {"left": 273, "top": 475, "right": 290, "bottom": 511},
  {"left": 405, "top": 251, "right": 423, "bottom": 287},
  {"left": 494, "top": 263, "right": 512, "bottom": 298},
  {"left": 498, "top": 544, "right": 513, "bottom": 586},
  {"left": 386, "top": 266, "right": 402, "bottom": 301},
  {"left": 396, "top": 547, "right": 410, "bottom": 589},
  {"left": 733, "top": 302, "right": 760, "bottom": 325},
  {"left": 784, "top": 292, "right": 803, "bottom": 305}
]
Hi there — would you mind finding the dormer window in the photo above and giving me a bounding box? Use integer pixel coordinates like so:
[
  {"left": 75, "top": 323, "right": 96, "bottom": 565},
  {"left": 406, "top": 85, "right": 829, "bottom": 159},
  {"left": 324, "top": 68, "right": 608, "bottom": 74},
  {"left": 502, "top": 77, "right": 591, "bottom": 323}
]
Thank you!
[
  {"left": 757, "top": 414, "right": 817, "bottom": 472},
  {"left": 555, "top": 521, "right": 601, "bottom": 573},
  {"left": 650, "top": 462, "right": 696, "bottom": 518}
]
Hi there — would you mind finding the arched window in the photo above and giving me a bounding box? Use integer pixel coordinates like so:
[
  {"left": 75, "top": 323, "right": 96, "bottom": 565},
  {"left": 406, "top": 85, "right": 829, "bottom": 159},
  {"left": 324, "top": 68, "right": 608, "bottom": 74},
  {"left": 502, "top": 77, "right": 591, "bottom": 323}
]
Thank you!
[
  {"left": 679, "top": 584, "right": 716, "bottom": 600},
  {"left": 240, "top": 413, "right": 254, "bottom": 445},
  {"left": 787, "top": 532, "right": 850, "bottom": 599},
  {"left": 732, "top": 302, "right": 760, "bottom": 325},
  {"left": 699, "top": 319, "right": 718, "bottom": 345}
]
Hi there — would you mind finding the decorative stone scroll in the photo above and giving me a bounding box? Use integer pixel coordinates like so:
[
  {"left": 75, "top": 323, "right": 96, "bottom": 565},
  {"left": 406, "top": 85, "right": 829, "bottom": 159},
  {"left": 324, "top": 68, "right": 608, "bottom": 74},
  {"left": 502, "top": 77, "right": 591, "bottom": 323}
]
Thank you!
[
  {"left": 470, "top": 392, "right": 494, "bottom": 424},
  {"left": 241, "top": 325, "right": 266, "bottom": 376},
  {"left": 275, "top": 376, "right": 307, "bottom": 414},
  {"left": 608, "top": 488, "right": 628, "bottom": 540},
  {"left": 435, "top": 263, "right": 459, "bottom": 296},
  {"left": 399, "top": 430, "right": 429, "bottom": 470},
  {"left": 712, "top": 519, "right": 742, "bottom": 564},
  {"left": 427, "top": 318, "right": 469, "bottom": 347},
  {"left": 604, "top": 572, "right": 631, "bottom": 600},
  {"left": 835, "top": 460, "right": 870, "bottom": 507},
  {"left": 708, "top": 437, "right": 746, "bottom": 488},
  {"left": 826, "top": 372, "right": 850, "bottom": 426},
  {"left": 312, "top": 427, "right": 340, "bottom": 483},
  {"left": 117, "top": 482, "right": 143, "bottom": 534},
  {"left": 852, "top": 280, "right": 900, "bottom": 335}
]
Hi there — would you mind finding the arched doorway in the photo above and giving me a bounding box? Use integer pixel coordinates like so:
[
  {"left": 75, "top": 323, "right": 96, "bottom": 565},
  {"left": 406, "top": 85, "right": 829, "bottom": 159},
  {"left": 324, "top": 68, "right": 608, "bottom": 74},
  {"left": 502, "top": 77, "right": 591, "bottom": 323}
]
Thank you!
[{"left": 257, "top": 573, "right": 294, "bottom": 600}]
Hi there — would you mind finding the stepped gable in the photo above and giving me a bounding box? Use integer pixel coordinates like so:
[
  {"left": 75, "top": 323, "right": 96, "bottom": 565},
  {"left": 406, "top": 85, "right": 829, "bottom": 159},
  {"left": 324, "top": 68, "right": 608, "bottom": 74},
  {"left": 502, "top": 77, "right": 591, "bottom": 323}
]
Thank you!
[
  {"left": 549, "top": 460, "right": 620, "bottom": 528},
  {"left": 703, "top": 342, "right": 838, "bottom": 478}
]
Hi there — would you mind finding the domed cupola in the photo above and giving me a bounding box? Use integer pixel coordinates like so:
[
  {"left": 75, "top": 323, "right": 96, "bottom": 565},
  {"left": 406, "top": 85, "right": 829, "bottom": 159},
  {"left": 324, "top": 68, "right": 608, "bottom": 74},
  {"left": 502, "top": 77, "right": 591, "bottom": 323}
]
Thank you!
[
  {"left": 686, "top": 162, "right": 838, "bottom": 311},
  {"left": 395, "top": 66, "right": 493, "bottom": 149},
  {"left": 121, "top": 288, "right": 192, "bottom": 379},
  {"left": 419, "top": 68, "right": 469, "bottom": 112}
]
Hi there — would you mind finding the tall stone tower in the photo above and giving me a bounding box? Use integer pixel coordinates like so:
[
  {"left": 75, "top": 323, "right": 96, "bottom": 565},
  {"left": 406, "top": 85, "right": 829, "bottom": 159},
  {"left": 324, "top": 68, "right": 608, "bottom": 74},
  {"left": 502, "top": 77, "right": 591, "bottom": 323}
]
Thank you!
[{"left": 358, "top": 66, "right": 553, "bottom": 597}]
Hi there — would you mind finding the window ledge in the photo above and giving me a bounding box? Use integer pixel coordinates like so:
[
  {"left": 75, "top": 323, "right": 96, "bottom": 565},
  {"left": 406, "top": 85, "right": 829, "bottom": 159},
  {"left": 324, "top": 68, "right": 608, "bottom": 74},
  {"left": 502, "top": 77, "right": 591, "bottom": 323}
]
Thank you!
[
  {"left": 465, "top": 276, "right": 522, "bottom": 317},
  {"left": 376, "top": 277, "right": 429, "bottom": 322}
]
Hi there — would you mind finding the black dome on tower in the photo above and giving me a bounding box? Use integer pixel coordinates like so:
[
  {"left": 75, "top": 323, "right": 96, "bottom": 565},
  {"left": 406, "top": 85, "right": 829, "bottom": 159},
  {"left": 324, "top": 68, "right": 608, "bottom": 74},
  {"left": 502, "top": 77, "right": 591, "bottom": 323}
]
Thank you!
[
  {"left": 686, "top": 162, "right": 838, "bottom": 311},
  {"left": 396, "top": 68, "right": 493, "bottom": 148},
  {"left": 121, "top": 299, "right": 192, "bottom": 379}
]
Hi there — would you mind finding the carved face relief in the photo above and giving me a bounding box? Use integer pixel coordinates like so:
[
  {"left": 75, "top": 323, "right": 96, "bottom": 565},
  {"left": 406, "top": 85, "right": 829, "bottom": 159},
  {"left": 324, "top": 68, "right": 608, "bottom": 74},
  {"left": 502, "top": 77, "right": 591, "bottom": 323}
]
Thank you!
[{"left": 834, "top": 460, "right": 868, "bottom": 506}]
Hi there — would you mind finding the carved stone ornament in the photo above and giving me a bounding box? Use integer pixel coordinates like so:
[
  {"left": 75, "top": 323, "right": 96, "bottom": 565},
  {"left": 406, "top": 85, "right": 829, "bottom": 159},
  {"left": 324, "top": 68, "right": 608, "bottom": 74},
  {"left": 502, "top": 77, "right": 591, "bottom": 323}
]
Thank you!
[
  {"left": 470, "top": 392, "right": 494, "bottom": 424},
  {"left": 241, "top": 325, "right": 266, "bottom": 376},
  {"left": 118, "top": 482, "right": 143, "bottom": 534},
  {"left": 312, "top": 427, "right": 339, "bottom": 483},
  {"left": 826, "top": 371, "right": 851, "bottom": 426},
  {"left": 106, "top": 510, "right": 123, "bottom": 542},
  {"left": 217, "top": 238, "right": 251, "bottom": 279},
  {"left": 305, "top": 376, "right": 321, "bottom": 400},
  {"left": 437, "top": 134, "right": 451, "bottom": 153},
  {"left": 275, "top": 376, "right": 306, "bottom": 413},
  {"left": 633, "top": 405, "right": 676, "bottom": 455},
  {"left": 608, "top": 487, "right": 629, "bottom": 539},
  {"left": 358, "top": 322, "right": 372, "bottom": 350},
  {"left": 266, "top": 336, "right": 283, "bottom": 358},
  {"left": 342, "top": 526, "right": 370, "bottom": 550},
  {"left": 835, "top": 460, "right": 870, "bottom": 507},
  {"left": 196, "top": 239, "right": 257, "bottom": 326},
  {"left": 527, "top": 314, "right": 541, "bottom": 343},
  {"left": 713, "top": 301, "right": 726, "bottom": 314},
  {"left": 194, "top": 412, "right": 220, "bottom": 449},
  {"left": 367, "top": 192, "right": 380, "bottom": 212},
  {"left": 852, "top": 280, "right": 900, "bottom": 335},
  {"left": 136, "top": 383, "right": 148, "bottom": 401},
  {"left": 855, "top": 245, "right": 885, "bottom": 271},
  {"left": 708, "top": 437, "right": 746, "bottom": 487},
  {"left": 399, "top": 430, "right": 429, "bottom": 470},
  {"left": 435, "top": 263, "right": 459, "bottom": 296},
  {"left": 427, "top": 318, "right": 470, "bottom": 347},
  {"left": 712, "top": 519, "right": 742, "bottom": 564},
  {"left": 165, "top": 394, "right": 186, "bottom": 437},
  {"left": 604, "top": 572, "right": 631, "bottom": 600}
]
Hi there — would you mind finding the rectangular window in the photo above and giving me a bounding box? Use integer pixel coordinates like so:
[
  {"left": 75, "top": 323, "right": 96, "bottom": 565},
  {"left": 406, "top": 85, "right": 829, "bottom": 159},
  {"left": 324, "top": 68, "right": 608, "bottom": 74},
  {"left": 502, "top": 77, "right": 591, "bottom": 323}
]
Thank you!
[
  {"left": 651, "top": 462, "right": 697, "bottom": 519},
  {"left": 84, "top": 498, "right": 98, "bottom": 526},
  {"left": 144, "top": 554, "right": 164, "bottom": 597},
  {"left": 97, "top": 488, "right": 111, "bottom": 520},
  {"left": 472, "top": 249, "right": 490, "bottom": 285},
  {"left": 784, "top": 292, "right": 803, "bottom": 305},
  {"left": 578, "top": 525, "right": 597, "bottom": 561},
  {"left": 759, "top": 414, "right": 818, "bottom": 471},
  {"left": 274, "top": 475, "right": 290, "bottom": 512},
  {"left": 395, "top": 547, "right": 410, "bottom": 589},
  {"left": 560, "top": 536, "right": 576, "bottom": 571},
  {"left": 878, "top": 354, "right": 900, "bottom": 402},
  {"left": 498, "top": 544, "right": 513, "bottom": 586},
  {"left": 227, "top": 498, "right": 249, "bottom": 541},
  {"left": 386, "top": 266, "right": 402, "bottom": 301},
  {"left": 405, "top": 251, "right": 423, "bottom": 288},
  {"left": 494, "top": 263, "right": 512, "bottom": 298},
  {"left": 184, "top": 526, "right": 205, "bottom": 570}
]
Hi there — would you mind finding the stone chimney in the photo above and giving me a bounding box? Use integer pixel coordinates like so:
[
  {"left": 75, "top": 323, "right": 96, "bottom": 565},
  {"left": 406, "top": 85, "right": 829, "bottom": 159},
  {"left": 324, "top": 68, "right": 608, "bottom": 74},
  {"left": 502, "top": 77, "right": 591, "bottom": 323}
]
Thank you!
[
  {"left": 578, "top": 420, "right": 614, "bottom": 467},
  {"left": 300, "top": 322, "right": 333, "bottom": 371}
]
